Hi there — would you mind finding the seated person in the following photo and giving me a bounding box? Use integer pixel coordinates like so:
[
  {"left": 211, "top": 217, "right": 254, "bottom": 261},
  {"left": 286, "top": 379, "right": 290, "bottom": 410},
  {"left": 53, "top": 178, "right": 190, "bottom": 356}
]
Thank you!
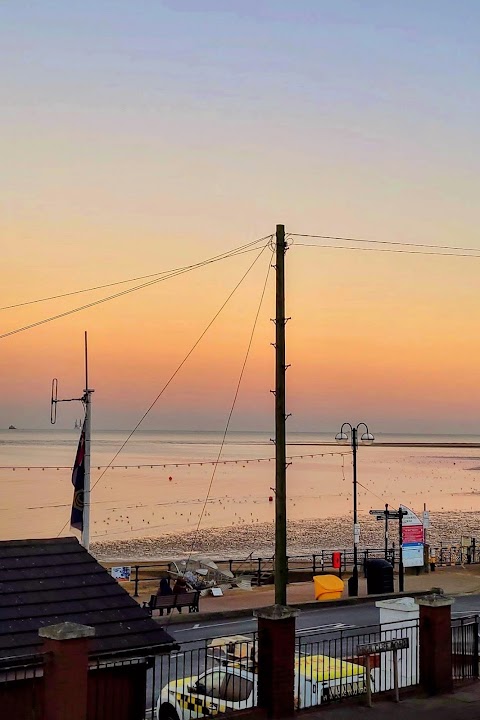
[
  {"left": 172, "top": 576, "right": 188, "bottom": 594},
  {"left": 157, "top": 577, "right": 173, "bottom": 596}
]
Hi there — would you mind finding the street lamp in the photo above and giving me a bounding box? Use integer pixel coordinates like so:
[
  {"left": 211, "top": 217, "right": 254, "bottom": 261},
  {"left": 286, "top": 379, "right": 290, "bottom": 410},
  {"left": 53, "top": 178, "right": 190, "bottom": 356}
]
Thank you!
[{"left": 335, "top": 422, "right": 374, "bottom": 597}]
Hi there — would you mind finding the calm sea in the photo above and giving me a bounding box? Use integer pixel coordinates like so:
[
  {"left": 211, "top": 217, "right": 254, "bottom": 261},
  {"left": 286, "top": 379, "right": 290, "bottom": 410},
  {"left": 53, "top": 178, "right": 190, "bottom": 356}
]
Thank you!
[{"left": 2, "top": 429, "right": 480, "bottom": 555}]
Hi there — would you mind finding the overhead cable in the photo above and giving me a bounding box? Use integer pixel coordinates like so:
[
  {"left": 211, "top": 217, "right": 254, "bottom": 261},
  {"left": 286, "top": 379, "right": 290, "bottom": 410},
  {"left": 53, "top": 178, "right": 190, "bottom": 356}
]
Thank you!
[
  {"left": 290, "top": 233, "right": 480, "bottom": 254},
  {"left": 0, "top": 239, "right": 271, "bottom": 340},
  {"left": 0, "top": 235, "right": 271, "bottom": 311},
  {"left": 55, "top": 243, "right": 269, "bottom": 539},
  {"left": 293, "top": 242, "right": 480, "bottom": 258},
  {"left": 184, "top": 248, "right": 275, "bottom": 564}
]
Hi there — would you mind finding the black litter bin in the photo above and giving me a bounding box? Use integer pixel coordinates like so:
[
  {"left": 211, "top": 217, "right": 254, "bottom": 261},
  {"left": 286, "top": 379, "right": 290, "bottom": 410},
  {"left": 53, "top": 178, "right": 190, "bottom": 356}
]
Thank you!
[{"left": 366, "top": 558, "right": 394, "bottom": 594}]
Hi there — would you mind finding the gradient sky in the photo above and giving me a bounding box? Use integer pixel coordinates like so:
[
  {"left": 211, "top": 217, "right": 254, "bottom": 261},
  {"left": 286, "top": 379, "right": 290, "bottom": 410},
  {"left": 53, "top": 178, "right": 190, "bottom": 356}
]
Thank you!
[{"left": 2, "top": 1, "right": 480, "bottom": 433}]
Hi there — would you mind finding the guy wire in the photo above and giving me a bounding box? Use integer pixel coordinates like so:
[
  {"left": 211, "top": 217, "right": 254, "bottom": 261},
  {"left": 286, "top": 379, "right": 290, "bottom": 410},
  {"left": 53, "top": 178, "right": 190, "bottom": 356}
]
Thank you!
[{"left": 55, "top": 243, "right": 269, "bottom": 539}]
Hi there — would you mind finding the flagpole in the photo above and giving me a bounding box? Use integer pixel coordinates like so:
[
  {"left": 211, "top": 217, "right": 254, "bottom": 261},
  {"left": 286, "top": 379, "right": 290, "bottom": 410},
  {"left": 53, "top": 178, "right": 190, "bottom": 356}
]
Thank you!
[{"left": 82, "top": 331, "right": 93, "bottom": 551}]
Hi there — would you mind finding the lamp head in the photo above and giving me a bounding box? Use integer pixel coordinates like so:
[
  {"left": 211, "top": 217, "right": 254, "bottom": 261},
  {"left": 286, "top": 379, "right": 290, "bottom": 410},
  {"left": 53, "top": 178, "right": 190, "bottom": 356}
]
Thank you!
[
  {"left": 335, "top": 431, "right": 349, "bottom": 444},
  {"left": 360, "top": 432, "right": 375, "bottom": 445}
]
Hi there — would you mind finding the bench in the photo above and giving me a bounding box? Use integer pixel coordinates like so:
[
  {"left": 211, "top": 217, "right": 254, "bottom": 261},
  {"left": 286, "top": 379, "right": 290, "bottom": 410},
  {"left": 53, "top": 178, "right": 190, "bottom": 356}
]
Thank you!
[{"left": 143, "top": 591, "right": 200, "bottom": 616}]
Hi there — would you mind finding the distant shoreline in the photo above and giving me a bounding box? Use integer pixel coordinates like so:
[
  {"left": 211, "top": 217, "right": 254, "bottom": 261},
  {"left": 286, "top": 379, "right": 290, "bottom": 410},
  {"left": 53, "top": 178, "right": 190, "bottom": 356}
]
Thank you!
[{"left": 289, "top": 442, "right": 480, "bottom": 448}]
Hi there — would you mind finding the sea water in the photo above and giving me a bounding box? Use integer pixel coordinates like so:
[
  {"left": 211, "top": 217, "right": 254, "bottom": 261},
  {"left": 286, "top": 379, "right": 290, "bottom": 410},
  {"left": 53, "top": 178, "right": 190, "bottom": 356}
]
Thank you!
[{"left": 1, "top": 429, "right": 480, "bottom": 557}]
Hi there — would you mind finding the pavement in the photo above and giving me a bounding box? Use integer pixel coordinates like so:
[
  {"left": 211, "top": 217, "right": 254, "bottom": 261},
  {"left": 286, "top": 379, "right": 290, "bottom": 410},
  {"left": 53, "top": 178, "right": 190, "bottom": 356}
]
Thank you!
[
  {"left": 297, "top": 683, "right": 480, "bottom": 719},
  {"left": 139, "top": 565, "right": 480, "bottom": 622}
]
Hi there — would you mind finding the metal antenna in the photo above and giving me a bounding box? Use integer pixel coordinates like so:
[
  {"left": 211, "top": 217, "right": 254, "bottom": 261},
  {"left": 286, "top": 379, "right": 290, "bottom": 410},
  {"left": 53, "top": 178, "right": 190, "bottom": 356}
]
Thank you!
[
  {"left": 85, "top": 330, "right": 89, "bottom": 395},
  {"left": 82, "top": 331, "right": 93, "bottom": 551},
  {"left": 50, "top": 379, "right": 83, "bottom": 425},
  {"left": 49, "top": 332, "right": 94, "bottom": 551},
  {"left": 50, "top": 378, "right": 59, "bottom": 424}
]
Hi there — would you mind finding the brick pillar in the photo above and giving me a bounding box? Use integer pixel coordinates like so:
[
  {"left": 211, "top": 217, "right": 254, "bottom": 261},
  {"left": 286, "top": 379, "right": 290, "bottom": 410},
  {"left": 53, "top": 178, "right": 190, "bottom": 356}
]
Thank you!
[
  {"left": 254, "top": 605, "right": 298, "bottom": 719},
  {"left": 416, "top": 591, "right": 454, "bottom": 695},
  {"left": 39, "top": 621, "right": 95, "bottom": 720}
]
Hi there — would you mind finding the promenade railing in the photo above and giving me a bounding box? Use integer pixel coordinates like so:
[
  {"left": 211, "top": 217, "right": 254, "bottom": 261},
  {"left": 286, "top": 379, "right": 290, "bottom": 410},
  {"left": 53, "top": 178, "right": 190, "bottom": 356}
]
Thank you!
[
  {"left": 451, "top": 615, "right": 480, "bottom": 682},
  {"left": 295, "top": 618, "right": 420, "bottom": 708},
  {"left": 126, "top": 544, "right": 476, "bottom": 597}
]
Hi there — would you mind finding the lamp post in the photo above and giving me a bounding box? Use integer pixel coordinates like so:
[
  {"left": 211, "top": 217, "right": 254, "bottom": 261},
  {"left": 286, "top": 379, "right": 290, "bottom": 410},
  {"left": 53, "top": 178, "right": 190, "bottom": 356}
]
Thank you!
[{"left": 335, "top": 422, "right": 374, "bottom": 597}]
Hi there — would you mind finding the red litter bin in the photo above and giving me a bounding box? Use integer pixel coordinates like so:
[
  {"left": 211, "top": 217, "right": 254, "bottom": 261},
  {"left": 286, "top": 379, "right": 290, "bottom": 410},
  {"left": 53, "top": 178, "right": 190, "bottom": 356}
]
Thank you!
[{"left": 332, "top": 552, "right": 342, "bottom": 576}]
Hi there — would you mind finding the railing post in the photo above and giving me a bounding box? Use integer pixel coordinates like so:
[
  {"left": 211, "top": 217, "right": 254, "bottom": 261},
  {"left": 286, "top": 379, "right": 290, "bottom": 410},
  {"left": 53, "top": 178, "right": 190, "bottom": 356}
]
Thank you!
[
  {"left": 474, "top": 616, "right": 480, "bottom": 678},
  {"left": 258, "top": 557, "right": 262, "bottom": 586},
  {"left": 229, "top": 559, "right": 233, "bottom": 574},
  {"left": 133, "top": 565, "right": 140, "bottom": 597},
  {"left": 313, "top": 554, "right": 316, "bottom": 574}
]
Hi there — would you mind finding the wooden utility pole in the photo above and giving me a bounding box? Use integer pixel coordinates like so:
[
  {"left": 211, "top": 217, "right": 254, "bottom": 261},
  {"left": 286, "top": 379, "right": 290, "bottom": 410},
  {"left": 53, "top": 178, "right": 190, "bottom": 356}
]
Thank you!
[{"left": 274, "top": 224, "right": 288, "bottom": 605}]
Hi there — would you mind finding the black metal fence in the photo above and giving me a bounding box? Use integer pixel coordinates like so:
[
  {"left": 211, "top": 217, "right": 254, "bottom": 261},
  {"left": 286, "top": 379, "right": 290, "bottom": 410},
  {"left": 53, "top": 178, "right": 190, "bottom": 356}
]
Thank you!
[
  {"left": 452, "top": 616, "right": 480, "bottom": 682},
  {"left": 129, "top": 544, "right": 478, "bottom": 597},
  {"left": 295, "top": 619, "right": 420, "bottom": 708},
  {"left": 146, "top": 621, "right": 422, "bottom": 717},
  {"left": 152, "top": 634, "right": 258, "bottom": 720}
]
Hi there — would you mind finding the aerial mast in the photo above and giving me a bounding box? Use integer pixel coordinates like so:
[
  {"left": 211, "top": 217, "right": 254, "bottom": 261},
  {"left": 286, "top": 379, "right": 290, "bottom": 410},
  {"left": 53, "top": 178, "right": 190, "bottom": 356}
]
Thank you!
[
  {"left": 50, "top": 331, "right": 93, "bottom": 550},
  {"left": 82, "top": 331, "right": 93, "bottom": 551}
]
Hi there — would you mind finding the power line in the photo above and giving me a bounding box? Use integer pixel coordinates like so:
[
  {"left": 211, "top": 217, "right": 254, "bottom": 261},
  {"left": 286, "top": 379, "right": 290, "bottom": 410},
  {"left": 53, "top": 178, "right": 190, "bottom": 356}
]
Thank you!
[
  {"left": 1, "top": 270, "right": 175, "bottom": 311},
  {"left": 339, "top": 453, "right": 398, "bottom": 507},
  {"left": 184, "top": 248, "right": 274, "bottom": 566},
  {"left": 55, "top": 243, "right": 269, "bottom": 539},
  {"left": 159, "top": 249, "right": 275, "bottom": 624},
  {"left": 356, "top": 480, "right": 397, "bottom": 506},
  {"left": 293, "top": 242, "right": 480, "bottom": 259},
  {"left": 0, "top": 235, "right": 271, "bottom": 311},
  {"left": 289, "top": 233, "right": 480, "bottom": 254},
  {"left": 0, "top": 242, "right": 271, "bottom": 341},
  {"left": 97, "top": 248, "right": 275, "bottom": 554}
]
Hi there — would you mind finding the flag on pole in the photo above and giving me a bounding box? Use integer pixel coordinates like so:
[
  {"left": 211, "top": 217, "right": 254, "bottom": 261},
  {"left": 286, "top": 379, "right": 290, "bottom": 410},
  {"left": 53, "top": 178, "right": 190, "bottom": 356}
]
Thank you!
[{"left": 71, "top": 420, "right": 86, "bottom": 531}]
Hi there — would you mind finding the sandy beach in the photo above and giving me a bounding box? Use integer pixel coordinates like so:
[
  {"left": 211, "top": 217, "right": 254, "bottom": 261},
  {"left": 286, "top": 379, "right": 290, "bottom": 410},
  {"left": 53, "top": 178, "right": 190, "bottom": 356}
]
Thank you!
[{"left": 92, "top": 509, "right": 480, "bottom": 561}]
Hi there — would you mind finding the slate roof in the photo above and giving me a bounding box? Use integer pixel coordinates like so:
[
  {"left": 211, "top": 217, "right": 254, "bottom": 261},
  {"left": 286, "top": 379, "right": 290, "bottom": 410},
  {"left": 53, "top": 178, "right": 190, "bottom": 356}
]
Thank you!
[{"left": 0, "top": 537, "right": 176, "bottom": 662}]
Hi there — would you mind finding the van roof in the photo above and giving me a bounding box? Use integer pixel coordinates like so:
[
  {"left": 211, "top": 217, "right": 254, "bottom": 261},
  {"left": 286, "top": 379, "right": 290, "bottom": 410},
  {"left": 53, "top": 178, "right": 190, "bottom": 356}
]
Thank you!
[{"left": 295, "top": 654, "right": 365, "bottom": 682}]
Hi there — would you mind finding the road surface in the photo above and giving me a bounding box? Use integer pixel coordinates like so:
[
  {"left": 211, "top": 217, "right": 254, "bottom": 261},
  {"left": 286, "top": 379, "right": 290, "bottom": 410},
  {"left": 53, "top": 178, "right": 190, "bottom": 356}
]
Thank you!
[{"left": 145, "top": 594, "right": 480, "bottom": 716}]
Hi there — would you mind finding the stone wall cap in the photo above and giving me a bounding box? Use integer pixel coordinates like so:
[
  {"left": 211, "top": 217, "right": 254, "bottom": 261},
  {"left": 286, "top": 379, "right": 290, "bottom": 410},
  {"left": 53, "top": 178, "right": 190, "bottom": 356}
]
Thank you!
[
  {"left": 39, "top": 621, "right": 96, "bottom": 641},
  {"left": 415, "top": 593, "right": 455, "bottom": 608},
  {"left": 254, "top": 604, "right": 300, "bottom": 620},
  {"left": 375, "top": 597, "right": 418, "bottom": 611}
]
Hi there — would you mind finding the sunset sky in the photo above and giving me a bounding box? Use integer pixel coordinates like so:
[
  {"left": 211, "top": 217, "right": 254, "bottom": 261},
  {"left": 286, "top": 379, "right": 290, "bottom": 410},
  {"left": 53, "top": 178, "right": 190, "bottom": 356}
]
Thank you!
[{"left": 2, "top": 1, "right": 480, "bottom": 433}]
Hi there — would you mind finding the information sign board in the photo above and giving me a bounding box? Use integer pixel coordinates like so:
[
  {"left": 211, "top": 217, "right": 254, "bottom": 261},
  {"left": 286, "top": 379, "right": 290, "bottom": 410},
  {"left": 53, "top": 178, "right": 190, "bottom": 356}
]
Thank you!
[
  {"left": 401, "top": 505, "right": 424, "bottom": 568},
  {"left": 402, "top": 525, "right": 424, "bottom": 544},
  {"left": 356, "top": 638, "right": 409, "bottom": 656},
  {"left": 111, "top": 566, "right": 132, "bottom": 581}
]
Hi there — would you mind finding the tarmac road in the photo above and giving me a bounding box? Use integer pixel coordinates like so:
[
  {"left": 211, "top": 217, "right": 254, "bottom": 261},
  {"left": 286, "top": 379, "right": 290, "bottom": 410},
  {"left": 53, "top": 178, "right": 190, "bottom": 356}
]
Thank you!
[
  {"left": 145, "top": 593, "right": 480, "bottom": 716},
  {"left": 167, "top": 592, "right": 480, "bottom": 642}
]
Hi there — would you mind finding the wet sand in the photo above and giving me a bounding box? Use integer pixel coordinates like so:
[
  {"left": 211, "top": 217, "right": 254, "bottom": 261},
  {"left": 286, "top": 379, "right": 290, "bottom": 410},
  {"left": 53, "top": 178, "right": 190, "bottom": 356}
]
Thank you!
[{"left": 92, "top": 509, "right": 480, "bottom": 561}]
